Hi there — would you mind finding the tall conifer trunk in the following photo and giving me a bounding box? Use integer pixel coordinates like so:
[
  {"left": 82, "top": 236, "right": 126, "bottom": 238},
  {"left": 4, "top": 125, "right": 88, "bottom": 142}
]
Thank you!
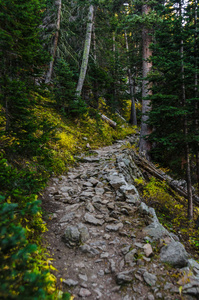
[
  {"left": 194, "top": 0, "right": 199, "bottom": 193},
  {"left": 76, "top": 4, "right": 94, "bottom": 96},
  {"left": 125, "top": 31, "right": 137, "bottom": 126},
  {"left": 45, "top": 0, "right": 62, "bottom": 84},
  {"left": 180, "top": 3, "right": 193, "bottom": 220},
  {"left": 139, "top": 4, "right": 152, "bottom": 160}
]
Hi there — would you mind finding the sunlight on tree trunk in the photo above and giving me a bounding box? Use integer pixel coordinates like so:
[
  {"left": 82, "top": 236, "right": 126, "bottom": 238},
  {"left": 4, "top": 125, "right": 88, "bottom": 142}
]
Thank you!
[
  {"left": 76, "top": 4, "right": 94, "bottom": 97},
  {"left": 139, "top": 4, "right": 152, "bottom": 160}
]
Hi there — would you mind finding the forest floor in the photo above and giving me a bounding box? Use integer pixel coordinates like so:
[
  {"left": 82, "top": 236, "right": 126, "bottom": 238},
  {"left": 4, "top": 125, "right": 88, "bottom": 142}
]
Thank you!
[{"left": 42, "top": 137, "right": 198, "bottom": 300}]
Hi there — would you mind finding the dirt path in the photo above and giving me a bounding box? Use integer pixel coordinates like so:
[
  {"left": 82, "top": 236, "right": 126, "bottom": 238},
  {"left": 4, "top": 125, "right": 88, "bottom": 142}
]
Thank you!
[{"left": 42, "top": 138, "right": 198, "bottom": 300}]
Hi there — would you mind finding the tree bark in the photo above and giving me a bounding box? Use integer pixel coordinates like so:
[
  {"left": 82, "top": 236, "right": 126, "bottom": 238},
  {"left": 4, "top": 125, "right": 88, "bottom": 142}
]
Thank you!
[
  {"left": 139, "top": 4, "right": 152, "bottom": 160},
  {"left": 76, "top": 4, "right": 94, "bottom": 97},
  {"left": 99, "top": 113, "right": 117, "bottom": 128},
  {"left": 180, "top": 0, "right": 193, "bottom": 220},
  {"left": 194, "top": 0, "right": 199, "bottom": 193},
  {"left": 45, "top": 0, "right": 62, "bottom": 84},
  {"left": 124, "top": 31, "right": 137, "bottom": 126}
]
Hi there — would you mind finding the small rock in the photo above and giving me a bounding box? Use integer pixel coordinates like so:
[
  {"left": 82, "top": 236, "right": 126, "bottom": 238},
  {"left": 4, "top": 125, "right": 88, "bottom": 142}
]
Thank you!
[
  {"left": 107, "top": 202, "right": 115, "bottom": 210},
  {"left": 80, "top": 244, "right": 100, "bottom": 257},
  {"left": 147, "top": 294, "right": 155, "bottom": 300},
  {"left": 79, "top": 288, "right": 91, "bottom": 297},
  {"left": 121, "top": 245, "right": 131, "bottom": 255},
  {"left": 105, "top": 223, "right": 123, "bottom": 232},
  {"left": 98, "top": 270, "right": 104, "bottom": 276},
  {"left": 134, "top": 242, "right": 143, "bottom": 248},
  {"left": 64, "top": 226, "right": 80, "bottom": 248},
  {"left": 62, "top": 279, "right": 79, "bottom": 286},
  {"left": 143, "top": 244, "right": 153, "bottom": 257},
  {"left": 135, "top": 273, "right": 143, "bottom": 281},
  {"left": 109, "top": 175, "right": 127, "bottom": 189},
  {"left": 60, "top": 186, "right": 72, "bottom": 193},
  {"left": 78, "top": 274, "right": 88, "bottom": 282},
  {"left": 89, "top": 177, "right": 99, "bottom": 186},
  {"left": 100, "top": 252, "right": 109, "bottom": 258},
  {"left": 83, "top": 181, "right": 93, "bottom": 187},
  {"left": 109, "top": 259, "right": 116, "bottom": 273},
  {"left": 143, "top": 271, "right": 157, "bottom": 286},
  {"left": 86, "top": 202, "right": 95, "bottom": 213},
  {"left": 95, "top": 187, "right": 105, "bottom": 195},
  {"left": 125, "top": 249, "right": 137, "bottom": 265},
  {"left": 94, "top": 288, "right": 103, "bottom": 299},
  {"left": 104, "top": 234, "right": 111, "bottom": 240},
  {"left": 84, "top": 213, "right": 104, "bottom": 226},
  {"left": 80, "top": 191, "right": 94, "bottom": 198},
  {"left": 116, "top": 270, "right": 134, "bottom": 285},
  {"left": 92, "top": 196, "right": 102, "bottom": 202},
  {"left": 60, "top": 212, "right": 75, "bottom": 223}
]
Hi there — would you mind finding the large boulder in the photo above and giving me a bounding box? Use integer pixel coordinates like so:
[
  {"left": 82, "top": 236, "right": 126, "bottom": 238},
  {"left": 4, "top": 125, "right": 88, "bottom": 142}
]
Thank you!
[{"left": 160, "top": 241, "right": 189, "bottom": 268}]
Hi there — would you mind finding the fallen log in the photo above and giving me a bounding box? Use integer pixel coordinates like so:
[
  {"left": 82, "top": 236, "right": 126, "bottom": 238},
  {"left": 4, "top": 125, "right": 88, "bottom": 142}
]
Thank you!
[
  {"left": 130, "top": 149, "right": 199, "bottom": 206},
  {"left": 116, "top": 111, "right": 127, "bottom": 123},
  {"left": 99, "top": 113, "right": 117, "bottom": 128}
]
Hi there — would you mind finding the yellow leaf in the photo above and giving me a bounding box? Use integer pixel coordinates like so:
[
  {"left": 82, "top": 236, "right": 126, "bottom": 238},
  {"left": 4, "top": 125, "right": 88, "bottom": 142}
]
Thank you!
[{"left": 179, "top": 285, "right": 183, "bottom": 296}]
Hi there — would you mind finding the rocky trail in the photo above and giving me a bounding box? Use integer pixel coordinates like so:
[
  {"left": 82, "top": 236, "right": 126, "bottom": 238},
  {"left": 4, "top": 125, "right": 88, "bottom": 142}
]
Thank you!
[{"left": 42, "top": 137, "right": 199, "bottom": 300}]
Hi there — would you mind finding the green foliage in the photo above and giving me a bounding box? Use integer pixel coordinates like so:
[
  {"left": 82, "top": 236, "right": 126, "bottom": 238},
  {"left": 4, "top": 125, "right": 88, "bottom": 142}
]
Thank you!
[
  {"left": 147, "top": 0, "right": 199, "bottom": 177},
  {"left": 54, "top": 59, "right": 87, "bottom": 116},
  {"left": 136, "top": 176, "right": 199, "bottom": 253}
]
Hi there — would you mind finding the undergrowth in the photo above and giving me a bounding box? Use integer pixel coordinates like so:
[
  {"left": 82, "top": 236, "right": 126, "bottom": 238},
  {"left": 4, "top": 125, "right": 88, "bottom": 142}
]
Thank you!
[
  {"left": 135, "top": 177, "right": 199, "bottom": 258},
  {"left": 0, "top": 92, "right": 135, "bottom": 298}
]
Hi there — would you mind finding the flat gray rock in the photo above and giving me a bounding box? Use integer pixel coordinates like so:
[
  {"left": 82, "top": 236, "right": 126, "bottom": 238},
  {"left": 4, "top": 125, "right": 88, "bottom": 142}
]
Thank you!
[
  {"left": 81, "top": 157, "right": 100, "bottom": 163},
  {"left": 116, "top": 270, "right": 134, "bottom": 285},
  {"left": 80, "top": 191, "right": 94, "bottom": 198},
  {"left": 143, "top": 271, "right": 157, "bottom": 286},
  {"left": 79, "top": 244, "right": 100, "bottom": 257},
  {"left": 125, "top": 249, "right": 137, "bottom": 262},
  {"left": 79, "top": 288, "right": 92, "bottom": 297},
  {"left": 84, "top": 213, "right": 104, "bottom": 226},
  {"left": 160, "top": 241, "right": 188, "bottom": 268},
  {"left": 105, "top": 223, "right": 123, "bottom": 232},
  {"left": 63, "top": 279, "right": 79, "bottom": 286},
  {"left": 109, "top": 175, "right": 127, "bottom": 189},
  {"left": 60, "top": 212, "right": 75, "bottom": 223}
]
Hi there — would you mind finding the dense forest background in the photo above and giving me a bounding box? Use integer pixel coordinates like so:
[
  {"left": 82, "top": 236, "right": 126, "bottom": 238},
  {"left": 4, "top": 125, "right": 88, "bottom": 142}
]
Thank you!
[{"left": 0, "top": 0, "right": 199, "bottom": 298}]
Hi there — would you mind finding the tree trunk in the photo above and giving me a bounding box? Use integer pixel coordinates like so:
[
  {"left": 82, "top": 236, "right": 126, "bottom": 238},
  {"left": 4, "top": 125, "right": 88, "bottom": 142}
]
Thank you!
[
  {"left": 45, "top": 0, "right": 62, "bottom": 84},
  {"left": 139, "top": 4, "right": 152, "bottom": 160},
  {"left": 92, "top": 17, "right": 99, "bottom": 108},
  {"left": 124, "top": 31, "right": 137, "bottom": 126},
  {"left": 194, "top": 0, "right": 199, "bottom": 193},
  {"left": 99, "top": 113, "right": 117, "bottom": 128},
  {"left": 180, "top": 19, "right": 193, "bottom": 219},
  {"left": 76, "top": 4, "right": 94, "bottom": 97}
]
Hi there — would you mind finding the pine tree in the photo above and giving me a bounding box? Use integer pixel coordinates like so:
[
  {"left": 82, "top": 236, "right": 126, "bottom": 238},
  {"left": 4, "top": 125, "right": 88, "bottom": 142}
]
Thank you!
[{"left": 0, "top": 0, "right": 49, "bottom": 153}]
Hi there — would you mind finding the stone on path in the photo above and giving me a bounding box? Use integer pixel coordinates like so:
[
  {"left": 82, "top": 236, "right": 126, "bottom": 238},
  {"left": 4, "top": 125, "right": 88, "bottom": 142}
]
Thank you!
[
  {"left": 105, "top": 223, "right": 123, "bottom": 232},
  {"left": 143, "top": 271, "right": 157, "bottom": 286},
  {"left": 108, "top": 174, "right": 127, "bottom": 189},
  {"left": 160, "top": 241, "right": 188, "bottom": 268},
  {"left": 143, "top": 244, "right": 153, "bottom": 257},
  {"left": 62, "top": 279, "right": 79, "bottom": 286},
  {"left": 78, "top": 288, "right": 92, "bottom": 297},
  {"left": 84, "top": 213, "right": 104, "bottom": 226},
  {"left": 64, "top": 226, "right": 80, "bottom": 248},
  {"left": 116, "top": 270, "right": 134, "bottom": 285}
]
